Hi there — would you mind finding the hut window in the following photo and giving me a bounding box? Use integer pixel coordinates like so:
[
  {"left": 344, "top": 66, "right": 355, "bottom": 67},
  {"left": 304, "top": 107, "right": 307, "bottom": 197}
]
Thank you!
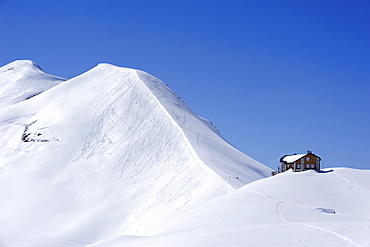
[
  {"left": 306, "top": 157, "right": 310, "bottom": 161},
  {"left": 297, "top": 164, "right": 301, "bottom": 168},
  {"left": 306, "top": 164, "right": 310, "bottom": 168},
  {"left": 311, "top": 164, "right": 314, "bottom": 168}
]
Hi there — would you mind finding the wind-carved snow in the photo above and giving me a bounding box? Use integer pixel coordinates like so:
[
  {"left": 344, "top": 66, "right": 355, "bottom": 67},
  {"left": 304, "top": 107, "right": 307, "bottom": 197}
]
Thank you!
[{"left": 136, "top": 70, "right": 271, "bottom": 188}]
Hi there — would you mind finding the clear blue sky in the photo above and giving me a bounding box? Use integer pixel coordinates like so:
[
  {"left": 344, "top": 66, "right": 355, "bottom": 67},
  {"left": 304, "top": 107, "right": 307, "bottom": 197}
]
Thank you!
[{"left": 1, "top": 0, "right": 369, "bottom": 170}]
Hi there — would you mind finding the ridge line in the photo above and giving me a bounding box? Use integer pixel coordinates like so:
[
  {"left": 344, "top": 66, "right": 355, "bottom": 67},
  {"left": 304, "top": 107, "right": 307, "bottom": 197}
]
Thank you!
[{"left": 133, "top": 69, "right": 234, "bottom": 191}]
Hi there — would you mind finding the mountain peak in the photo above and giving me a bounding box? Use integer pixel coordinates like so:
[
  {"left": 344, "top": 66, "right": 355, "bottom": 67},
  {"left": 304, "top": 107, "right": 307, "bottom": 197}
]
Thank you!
[
  {"left": 0, "top": 60, "right": 66, "bottom": 108},
  {"left": 82, "top": 63, "right": 271, "bottom": 188},
  {"left": 2, "top": 60, "right": 44, "bottom": 73}
]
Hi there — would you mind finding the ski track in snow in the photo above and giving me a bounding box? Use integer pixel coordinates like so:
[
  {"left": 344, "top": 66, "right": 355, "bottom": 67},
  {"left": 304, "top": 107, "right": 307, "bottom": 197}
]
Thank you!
[
  {"left": 243, "top": 189, "right": 271, "bottom": 200},
  {"left": 276, "top": 201, "right": 365, "bottom": 247},
  {"left": 298, "top": 223, "right": 364, "bottom": 247},
  {"left": 75, "top": 70, "right": 185, "bottom": 183},
  {"left": 330, "top": 172, "right": 370, "bottom": 195},
  {"left": 251, "top": 188, "right": 366, "bottom": 246},
  {"left": 276, "top": 201, "right": 288, "bottom": 223},
  {"left": 0, "top": 236, "right": 91, "bottom": 245},
  {"left": 75, "top": 73, "right": 137, "bottom": 161},
  {"left": 243, "top": 189, "right": 289, "bottom": 224}
]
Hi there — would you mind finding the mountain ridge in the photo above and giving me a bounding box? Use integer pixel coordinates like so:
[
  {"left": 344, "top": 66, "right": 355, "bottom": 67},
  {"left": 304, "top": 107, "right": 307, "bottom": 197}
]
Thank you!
[
  {"left": 0, "top": 60, "right": 269, "bottom": 243},
  {"left": 134, "top": 66, "right": 271, "bottom": 188}
]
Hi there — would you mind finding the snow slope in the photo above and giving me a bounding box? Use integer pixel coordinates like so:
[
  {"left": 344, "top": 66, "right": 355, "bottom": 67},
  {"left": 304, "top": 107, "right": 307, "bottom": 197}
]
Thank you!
[
  {"left": 0, "top": 60, "right": 66, "bottom": 108},
  {"left": 0, "top": 61, "right": 271, "bottom": 246},
  {"left": 89, "top": 168, "right": 370, "bottom": 247}
]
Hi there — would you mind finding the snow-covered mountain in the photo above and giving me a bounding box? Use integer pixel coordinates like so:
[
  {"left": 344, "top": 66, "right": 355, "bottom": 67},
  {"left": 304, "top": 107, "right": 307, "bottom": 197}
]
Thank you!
[
  {"left": 0, "top": 60, "right": 66, "bottom": 108},
  {"left": 0, "top": 60, "right": 270, "bottom": 246},
  {"left": 0, "top": 60, "right": 369, "bottom": 247}
]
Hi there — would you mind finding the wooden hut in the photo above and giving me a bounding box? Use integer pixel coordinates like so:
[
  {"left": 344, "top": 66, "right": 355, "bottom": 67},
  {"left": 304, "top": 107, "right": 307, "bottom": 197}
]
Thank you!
[{"left": 272, "top": 150, "right": 321, "bottom": 175}]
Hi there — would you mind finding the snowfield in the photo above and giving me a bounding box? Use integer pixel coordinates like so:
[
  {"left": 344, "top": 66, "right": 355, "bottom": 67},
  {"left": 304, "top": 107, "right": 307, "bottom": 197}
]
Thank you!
[{"left": 0, "top": 61, "right": 369, "bottom": 247}]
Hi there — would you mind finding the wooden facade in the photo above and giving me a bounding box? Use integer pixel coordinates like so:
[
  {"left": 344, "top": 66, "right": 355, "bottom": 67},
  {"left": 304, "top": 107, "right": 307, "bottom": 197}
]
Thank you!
[{"left": 272, "top": 151, "right": 321, "bottom": 175}]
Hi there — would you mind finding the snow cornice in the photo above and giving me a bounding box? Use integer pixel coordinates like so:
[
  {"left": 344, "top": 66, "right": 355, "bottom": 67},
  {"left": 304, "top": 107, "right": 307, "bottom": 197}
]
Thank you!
[{"left": 132, "top": 69, "right": 234, "bottom": 191}]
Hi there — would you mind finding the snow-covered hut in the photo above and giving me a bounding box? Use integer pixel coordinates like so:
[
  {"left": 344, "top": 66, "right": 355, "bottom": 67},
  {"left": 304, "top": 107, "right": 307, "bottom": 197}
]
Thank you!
[{"left": 272, "top": 151, "right": 321, "bottom": 175}]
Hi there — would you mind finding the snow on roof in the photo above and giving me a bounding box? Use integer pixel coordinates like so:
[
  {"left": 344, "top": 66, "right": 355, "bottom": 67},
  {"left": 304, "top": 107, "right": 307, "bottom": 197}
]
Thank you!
[{"left": 282, "top": 154, "right": 306, "bottom": 163}]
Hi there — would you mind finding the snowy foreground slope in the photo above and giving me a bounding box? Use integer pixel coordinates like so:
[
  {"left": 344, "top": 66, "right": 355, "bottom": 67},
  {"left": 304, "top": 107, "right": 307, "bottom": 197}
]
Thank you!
[
  {"left": 1, "top": 61, "right": 369, "bottom": 247},
  {"left": 0, "top": 61, "right": 272, "bottom": 246},
  {"left": 91, "top": 168, "right": 370, "bottom": 247}
]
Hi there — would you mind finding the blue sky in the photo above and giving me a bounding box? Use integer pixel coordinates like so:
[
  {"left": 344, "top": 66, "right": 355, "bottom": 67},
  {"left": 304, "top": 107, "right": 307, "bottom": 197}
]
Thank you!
[{"left": 1, "top": 0, "right": 369, "bottom": 170}]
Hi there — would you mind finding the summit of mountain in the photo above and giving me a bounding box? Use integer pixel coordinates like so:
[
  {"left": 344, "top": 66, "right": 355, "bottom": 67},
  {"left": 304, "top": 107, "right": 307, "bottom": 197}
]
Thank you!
[{"left": 0, "top": 60, "right": 66, "bottom": 108}]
